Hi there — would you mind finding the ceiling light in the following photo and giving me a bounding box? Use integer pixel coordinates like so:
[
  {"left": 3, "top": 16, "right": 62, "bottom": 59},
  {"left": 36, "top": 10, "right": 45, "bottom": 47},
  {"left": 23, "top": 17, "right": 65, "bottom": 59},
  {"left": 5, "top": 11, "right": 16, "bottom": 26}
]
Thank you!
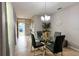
[{"left": 41, "top": 2, "right": 51, "bottom": 22}]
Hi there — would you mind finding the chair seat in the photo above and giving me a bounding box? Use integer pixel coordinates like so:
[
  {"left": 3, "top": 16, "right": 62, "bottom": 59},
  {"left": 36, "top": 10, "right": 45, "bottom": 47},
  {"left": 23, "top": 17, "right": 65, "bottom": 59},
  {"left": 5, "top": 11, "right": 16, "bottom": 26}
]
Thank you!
[
  {"left": 34, "top": 42, "right": 44, "bottom": 48},
  {"left": 46, "top": 43, "right": 54, "bottom": 52},
  {"left": 48, "top": 40, "right": 54, "bottom": 43}
]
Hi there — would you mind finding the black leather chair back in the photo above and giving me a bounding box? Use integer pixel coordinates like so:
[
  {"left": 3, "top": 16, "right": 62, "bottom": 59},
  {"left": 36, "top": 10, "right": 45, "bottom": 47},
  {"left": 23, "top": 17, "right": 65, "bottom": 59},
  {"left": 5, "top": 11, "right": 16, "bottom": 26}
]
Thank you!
[
  {"left": 53, "top": 35, "right": 65, "bottom": 53},
  {"left": 37, "top": 31, "right": 42, "bottom": 38},
  {"left": 54, "top": 32, "right": 61, "bottom": 39},
  {"left": 31, "top": 33, "right": 36, "bottom": 47}
]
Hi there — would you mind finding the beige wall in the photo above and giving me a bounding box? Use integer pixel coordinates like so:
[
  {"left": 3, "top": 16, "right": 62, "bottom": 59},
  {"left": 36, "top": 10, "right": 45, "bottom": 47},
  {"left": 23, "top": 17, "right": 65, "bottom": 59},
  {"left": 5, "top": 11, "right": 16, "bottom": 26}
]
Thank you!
[
  {"left": 51, "top": 4, "right": 79, "bottom": 50},
  {"left": 32, "top": 16, "right": 42, "bottom": 32},
  {"left": 0, "top": 2, "right": 2, "bottom": 56},
  {"left": 32, "top": 16, "right": 43, "bottom": 39},
  {"left": 2, "top": 2, "right": 7, "bottom": 56},
  {"left": 6, "top": 2, "right": 15, "bottom": 56}
]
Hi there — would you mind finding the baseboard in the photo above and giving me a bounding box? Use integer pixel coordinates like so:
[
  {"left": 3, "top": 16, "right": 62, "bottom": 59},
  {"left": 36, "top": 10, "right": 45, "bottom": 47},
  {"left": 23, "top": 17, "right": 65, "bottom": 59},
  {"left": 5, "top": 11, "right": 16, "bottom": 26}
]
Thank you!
[{"left": 68, "top": 45, "right": 79, "bottom": 52}]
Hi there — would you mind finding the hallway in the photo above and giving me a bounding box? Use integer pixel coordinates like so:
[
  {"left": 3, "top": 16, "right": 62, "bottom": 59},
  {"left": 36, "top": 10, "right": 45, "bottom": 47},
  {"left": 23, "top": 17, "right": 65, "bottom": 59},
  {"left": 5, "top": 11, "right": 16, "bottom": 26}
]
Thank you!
[{"left": 15, "top": 35, "right": 32, "bottom": 56}]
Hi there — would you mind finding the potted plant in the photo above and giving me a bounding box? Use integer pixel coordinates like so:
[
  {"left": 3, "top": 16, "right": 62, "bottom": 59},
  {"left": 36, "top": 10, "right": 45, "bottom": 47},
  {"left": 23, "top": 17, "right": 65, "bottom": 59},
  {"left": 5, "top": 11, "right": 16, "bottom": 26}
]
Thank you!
[{"left": 42, "top": 22, "right": 51, "bottom": 32}]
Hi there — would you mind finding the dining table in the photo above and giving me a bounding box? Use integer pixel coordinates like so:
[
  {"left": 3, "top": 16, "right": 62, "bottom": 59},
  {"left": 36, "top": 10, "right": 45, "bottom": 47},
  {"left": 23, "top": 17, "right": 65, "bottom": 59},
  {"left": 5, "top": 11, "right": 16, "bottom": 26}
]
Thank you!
[{"left": 41, "top": 31, "right": 50, "bottom": 55}]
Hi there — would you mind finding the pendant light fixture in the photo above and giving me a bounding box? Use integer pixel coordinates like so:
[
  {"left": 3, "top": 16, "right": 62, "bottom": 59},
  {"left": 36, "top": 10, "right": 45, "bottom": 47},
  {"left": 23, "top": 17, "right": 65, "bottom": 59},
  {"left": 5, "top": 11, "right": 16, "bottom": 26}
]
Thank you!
[{"left": 41, "top": 2, "right": 50, "bottom": 22}]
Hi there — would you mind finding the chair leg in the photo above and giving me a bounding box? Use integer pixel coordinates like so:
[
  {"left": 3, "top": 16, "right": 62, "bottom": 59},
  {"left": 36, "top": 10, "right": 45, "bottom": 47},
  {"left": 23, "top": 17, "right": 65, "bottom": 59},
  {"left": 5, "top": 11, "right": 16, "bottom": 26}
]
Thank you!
[
  {"left": 61, "top": 52, "right": 63, "bottom": 56},
  {"left": 43, "top": 46, "right": 45, "bottom": 56},
  {"left": 34, "top": 47, "right": 45, "bottom": 56},
  {"left": 34, "top": 49, "right": 35, "bottom": 56},
  {"left": 53, "top": 53, "right": 57, "bottom": 56}
]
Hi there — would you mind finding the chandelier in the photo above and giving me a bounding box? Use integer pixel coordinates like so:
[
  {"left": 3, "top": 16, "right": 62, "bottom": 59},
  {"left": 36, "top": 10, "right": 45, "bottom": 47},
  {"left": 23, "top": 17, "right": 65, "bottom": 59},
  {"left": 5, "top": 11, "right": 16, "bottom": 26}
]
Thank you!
[{"left": 41, "top": 2, "right": 50, "bottom": 22}]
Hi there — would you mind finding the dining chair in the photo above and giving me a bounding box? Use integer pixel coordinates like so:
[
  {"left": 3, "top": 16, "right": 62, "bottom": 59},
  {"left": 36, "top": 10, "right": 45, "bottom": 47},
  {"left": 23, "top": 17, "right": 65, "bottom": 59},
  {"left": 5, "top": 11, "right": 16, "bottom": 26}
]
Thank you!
[
  {"left": 48, "top": 32, "right": 61, "bottom": 43},
  {"left": 31, "top": 33, "right": 44, "bottom": 56},
  {"left": 46, "top": 35, "right": 65, "bottom": 56}
]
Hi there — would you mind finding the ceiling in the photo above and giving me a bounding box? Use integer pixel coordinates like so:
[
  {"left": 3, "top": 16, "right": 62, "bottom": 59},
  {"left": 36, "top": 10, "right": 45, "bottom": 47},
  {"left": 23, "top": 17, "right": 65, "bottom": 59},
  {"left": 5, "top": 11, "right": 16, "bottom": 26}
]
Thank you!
[{"left": 12, "top": 2, "right": 78, "bottom": 19}]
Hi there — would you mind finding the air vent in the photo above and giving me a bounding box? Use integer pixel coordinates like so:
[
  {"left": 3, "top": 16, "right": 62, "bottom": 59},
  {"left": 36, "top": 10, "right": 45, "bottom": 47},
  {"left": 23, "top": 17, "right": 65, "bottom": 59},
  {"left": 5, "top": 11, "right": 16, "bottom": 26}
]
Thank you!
[{"left": 57, "top": 7, "right": 62, "bottom": 11}]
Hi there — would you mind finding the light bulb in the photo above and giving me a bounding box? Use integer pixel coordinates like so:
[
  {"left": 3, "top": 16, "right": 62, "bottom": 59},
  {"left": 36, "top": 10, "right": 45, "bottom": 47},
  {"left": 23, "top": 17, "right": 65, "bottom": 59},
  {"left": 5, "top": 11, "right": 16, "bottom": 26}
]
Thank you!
[
  {"left": 45, "top": 15, "right": 48, "bottom": 21},
  {"left": 47, "top": 16, "right": 50, "bottom": 21},
  {"left": 41, "top": 16, "right": 45, "bottom": 21},
  {"left": 41, "top": 15, "right": 50, "bottom": 22},
  {"left": 45, "top": 15, "right": 50, "bottom": 21}
]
